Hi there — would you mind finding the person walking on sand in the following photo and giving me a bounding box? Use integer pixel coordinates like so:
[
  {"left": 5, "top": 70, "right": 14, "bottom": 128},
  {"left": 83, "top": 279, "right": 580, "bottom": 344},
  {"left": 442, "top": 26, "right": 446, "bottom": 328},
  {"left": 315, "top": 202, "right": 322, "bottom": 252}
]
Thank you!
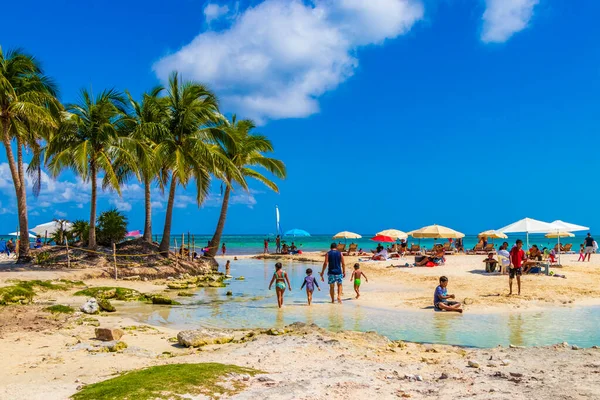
[
  {"left": 276, "top": 235, "right": 281, "bottom": 253},
  {"left": 509, "top": 239, "right": 525, "bottom": 295},
  {"left": 584, "top": 233, "right": 594, "bottom": 262},
  {"left": 350, "top": 263, "right": 368, "bottom": 299},
  {"left": 263, "top": 239, "right": 269, "bottom": 254},
  {"left": 221, "top": 243, "right": 226, "bottom": 255},
  {"left": 300, "top": 268, "right": 320, "bottom": 305},
  {"left": 269, "top": 262, "right": 291, "bottom": 308},
  {"left": 320, "top": 243, "right": 346, "bottom": 304}
]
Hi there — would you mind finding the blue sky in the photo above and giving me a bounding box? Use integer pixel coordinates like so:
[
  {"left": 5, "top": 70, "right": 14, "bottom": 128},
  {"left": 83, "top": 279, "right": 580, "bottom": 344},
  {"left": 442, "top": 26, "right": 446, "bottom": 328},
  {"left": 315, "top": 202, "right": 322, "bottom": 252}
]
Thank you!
[{"left": 1, "top": 0, "right": 599, "bottom": 235}]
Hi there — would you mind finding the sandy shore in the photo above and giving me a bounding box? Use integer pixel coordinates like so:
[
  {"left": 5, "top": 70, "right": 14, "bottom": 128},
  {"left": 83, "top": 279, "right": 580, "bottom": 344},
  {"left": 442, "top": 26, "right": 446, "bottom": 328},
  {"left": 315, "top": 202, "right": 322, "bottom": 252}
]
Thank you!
[{"left": 1, "top": 253, "right": 600, "bottom": 398}]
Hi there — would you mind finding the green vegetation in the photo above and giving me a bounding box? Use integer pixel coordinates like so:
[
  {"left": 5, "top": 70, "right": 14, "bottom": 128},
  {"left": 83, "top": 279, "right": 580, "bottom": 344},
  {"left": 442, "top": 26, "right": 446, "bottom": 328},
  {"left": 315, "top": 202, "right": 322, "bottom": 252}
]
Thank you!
[
  {"left": 44, "top": 304, "right": 75, "bottom": 314},
  {"left": 150, "top": 295, "right": 181, "bottom": 305},
  {"left": 96, "top": 208, "right": 128, "bottom": 246},
  {"left": 207, "top": 115, "right": 286, "bottom": 257},
  {"left": 0, "top": 280, "right": 79, "bottom": 305},
  {"left": 177, "top": 292, "right": 194, "bottom": 297},
  {"left": 74, "top": 287, "right": 146, "bottom": 301},
  {"left": 98, "top": 298, "right": 116, "bottom": 312},
  {"left": 71, "top": 363, "right": 260, "bottom": 400},
  {"left": 122, "top": 325, "right": 158, "bottom": 333},
  {"left": 0, "top": 285, "right": 34, "bottom": 305}
]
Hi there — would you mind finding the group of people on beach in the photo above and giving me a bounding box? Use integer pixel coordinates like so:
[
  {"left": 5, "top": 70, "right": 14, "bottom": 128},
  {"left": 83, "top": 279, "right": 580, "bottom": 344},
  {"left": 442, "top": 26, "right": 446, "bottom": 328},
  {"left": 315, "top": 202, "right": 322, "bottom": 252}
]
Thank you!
[
  {"left": 268, "top": 243, "right": 368, "bottom": 308},
  {"left": 263, "top": 235, "right": 300, "bottom": 255}
]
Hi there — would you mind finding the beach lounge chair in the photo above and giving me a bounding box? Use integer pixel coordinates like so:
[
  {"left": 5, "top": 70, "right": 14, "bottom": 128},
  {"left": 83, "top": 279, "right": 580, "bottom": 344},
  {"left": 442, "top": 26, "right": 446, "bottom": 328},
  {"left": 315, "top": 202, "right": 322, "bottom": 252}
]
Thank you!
[
  {"left": 345, "top": 243, "right": 358, "bottom": 255},
  {"left": 443, "top": 242, "right": 456, "bottom": 254},
  {"left": 409, "top": 244, "right": 421, "bottom": 255},
  {"left": 336, "top": 243, "right": 346, "bottom": 252},
  {"left": 562, "top": 243, "right": 573, "bottom": 254},
  {"left": 483, "top": 243, "right": 495, "bottom": 253},
  {"left": 468, "top": 243, "right": 484, "bottom": 254},
  {"left": 553, "top": 244, "right": 564, "bottom": 253}
]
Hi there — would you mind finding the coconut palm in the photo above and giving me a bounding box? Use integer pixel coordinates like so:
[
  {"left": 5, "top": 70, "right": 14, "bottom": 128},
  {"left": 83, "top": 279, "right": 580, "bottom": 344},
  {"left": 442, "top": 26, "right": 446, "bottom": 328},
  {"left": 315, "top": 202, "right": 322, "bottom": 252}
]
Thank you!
[
  {"left": 45, "top": 88, "right": 133, "bottom": 250},
  {"left": 123, "top": 87, "right": 168, "bottom": 243},
  {"left": 0, "top": 47, "right": 62, "bottom": 262},
  {"left": 207, "top": 116, "right": 286, "bottom": 257},
  {"left": 156, "top": 72, "right": 241, "bottom": 254}
]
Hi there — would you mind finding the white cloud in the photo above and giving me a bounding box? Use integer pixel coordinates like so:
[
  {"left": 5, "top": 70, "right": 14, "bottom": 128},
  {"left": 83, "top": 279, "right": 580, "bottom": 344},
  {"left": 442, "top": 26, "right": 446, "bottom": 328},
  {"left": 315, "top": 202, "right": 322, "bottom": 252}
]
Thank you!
[
  {"left": 154, "top": 0, "right": 423, "bottom": 122},
  {"left": 54, "top": 210, "right": 67, "bottom": 218},
  {"left": 481, "top": 0, "right": 539, "bottom": 43},
  {"left": 204, "top": 3, "right": 230, "bottom": 23},
  {"left": 109, "top": 198, "right": 132, "bottom": 212},
  {"left": 151, "top": 201, "right": 163, "bottom": 209},
  {"left": 174, "top": 195, "right": 196, "bottom": 209}
]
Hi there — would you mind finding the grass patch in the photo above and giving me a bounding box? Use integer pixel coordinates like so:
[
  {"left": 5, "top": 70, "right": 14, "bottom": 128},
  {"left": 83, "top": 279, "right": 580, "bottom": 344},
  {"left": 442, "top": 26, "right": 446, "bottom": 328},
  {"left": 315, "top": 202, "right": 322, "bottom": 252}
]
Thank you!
[
  {"left": 0, "top": 285, "right": 35, "bottom": 305},
  {"left": 71, "top": 363, "right": 261, "bottom": 400},
  {"left": 44, "top": 304, "right": 75, "bottom": 314},
  {"left": 73, "top": 287, "right": 147, "bottom": 301}
]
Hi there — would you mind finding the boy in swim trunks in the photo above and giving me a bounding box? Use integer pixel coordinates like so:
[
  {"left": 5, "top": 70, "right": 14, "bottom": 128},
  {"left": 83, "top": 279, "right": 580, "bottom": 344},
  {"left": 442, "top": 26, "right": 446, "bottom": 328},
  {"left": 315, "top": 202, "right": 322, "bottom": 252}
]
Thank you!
[
  {"left": 434, "top": 276, "right": 462, "bottom": 313},
  {"left": 300, "top": 268, "right": 320, "bottom": 305},
  {"left": 268, "top": 262, "right": 292, "bottom": 308},
  {"left": 350, "top": 263, "right": 368, "bottom": 299}
]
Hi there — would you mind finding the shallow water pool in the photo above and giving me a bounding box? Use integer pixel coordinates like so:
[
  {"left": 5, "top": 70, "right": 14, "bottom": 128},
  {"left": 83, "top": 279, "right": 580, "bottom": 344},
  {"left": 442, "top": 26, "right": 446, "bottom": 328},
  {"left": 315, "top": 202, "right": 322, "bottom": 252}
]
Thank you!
[{"left": 122, "top": 259, "right": 600, "bottom": 348}]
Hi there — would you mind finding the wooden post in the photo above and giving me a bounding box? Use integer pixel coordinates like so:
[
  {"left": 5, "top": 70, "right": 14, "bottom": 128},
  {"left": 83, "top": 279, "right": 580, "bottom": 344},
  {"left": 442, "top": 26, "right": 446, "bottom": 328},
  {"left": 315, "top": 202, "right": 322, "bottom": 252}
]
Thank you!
[
  {"left": 187, "top": 231, "right": 191, "bottom": 261},
  {"left": 44, "top": 230, "right": 48, "bottom": 245},
  {"left": 112, "top": 243, "right": 118, "bottom": 280},
  {"left": 65, "top": 237, "right": 71, "bottom": 268},
  {"left": 174, "top": 239, "right": 179, "bottom": 269},
  {"left": 192, "top": 235, "right": 195, "bottom": 261}
]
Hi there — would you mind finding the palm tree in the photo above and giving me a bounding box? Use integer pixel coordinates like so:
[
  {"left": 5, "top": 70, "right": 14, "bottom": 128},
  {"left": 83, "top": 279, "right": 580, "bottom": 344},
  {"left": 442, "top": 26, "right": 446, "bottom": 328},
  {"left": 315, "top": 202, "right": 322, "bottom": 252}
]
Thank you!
[
  {"left": 46, "top": 88, "right": 132, "bottom": 250},
  {"left": 207, "top": 116, "right": 286, "bottom": 257},
  {"left": 0, "top": 47, "right": 62, "bottom": 262},
  {"left": 156, "top": 72, "right": 241, "bottom": 254},
  {"left": 123, "top": 87, "right": 168, "bottom": 243}
]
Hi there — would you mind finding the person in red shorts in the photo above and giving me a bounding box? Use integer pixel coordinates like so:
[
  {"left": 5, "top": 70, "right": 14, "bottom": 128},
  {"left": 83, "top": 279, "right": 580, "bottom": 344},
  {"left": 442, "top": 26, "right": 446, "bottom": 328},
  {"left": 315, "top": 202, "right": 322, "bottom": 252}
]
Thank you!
[{"left": 509, "top": 239, "right": 525, "bottom": 295}]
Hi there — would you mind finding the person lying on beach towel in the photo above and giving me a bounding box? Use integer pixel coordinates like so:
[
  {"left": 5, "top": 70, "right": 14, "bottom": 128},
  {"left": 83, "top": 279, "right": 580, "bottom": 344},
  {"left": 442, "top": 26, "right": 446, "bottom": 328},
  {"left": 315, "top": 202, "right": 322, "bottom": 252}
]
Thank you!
[
  {"left": 434, "top": 276, "right": 463, "bottom": 313},
  {"left": 371, "top": 248, "right": 388, "bottom": 261}
]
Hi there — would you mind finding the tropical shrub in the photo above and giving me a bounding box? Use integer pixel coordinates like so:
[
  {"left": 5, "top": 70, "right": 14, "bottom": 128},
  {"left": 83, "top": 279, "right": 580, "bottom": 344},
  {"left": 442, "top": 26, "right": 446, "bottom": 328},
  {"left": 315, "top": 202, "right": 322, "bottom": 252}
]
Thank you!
[
  {"left": 96, "top": 209, "right": 128, "bottom": 246},
  {"left": 71, "top": 220, "right": 90, "bottom": 245}
]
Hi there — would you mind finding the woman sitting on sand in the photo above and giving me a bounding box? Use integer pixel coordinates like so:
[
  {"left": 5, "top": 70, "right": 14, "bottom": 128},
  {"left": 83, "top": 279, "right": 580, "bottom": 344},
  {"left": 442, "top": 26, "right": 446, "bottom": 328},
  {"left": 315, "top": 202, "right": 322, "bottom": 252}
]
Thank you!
[{"left": 414, "top": 247, "right": 445, "bottom": 266}]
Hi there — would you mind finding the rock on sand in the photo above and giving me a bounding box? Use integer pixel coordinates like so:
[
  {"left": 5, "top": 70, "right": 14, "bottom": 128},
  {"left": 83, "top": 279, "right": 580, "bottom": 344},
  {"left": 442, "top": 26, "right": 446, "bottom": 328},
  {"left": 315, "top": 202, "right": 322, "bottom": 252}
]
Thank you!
[{"left": 177, "top": 328, "right": 235, "bottom": 347}]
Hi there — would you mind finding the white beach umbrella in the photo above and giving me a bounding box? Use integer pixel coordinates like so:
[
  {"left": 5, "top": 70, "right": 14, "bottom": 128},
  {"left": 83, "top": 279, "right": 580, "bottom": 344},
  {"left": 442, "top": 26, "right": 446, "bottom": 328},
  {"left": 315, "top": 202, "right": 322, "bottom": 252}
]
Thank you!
[
  {"left": 550, "top": 220, "right": 589, "bottom": 232},
  {"left": 31, "top": 221, "right": 73, "bottom": 236},
  {"left": 8, "top": 231, "right": 36, "bottom": 237},
  {"left": 376, "top": 229, "right": 408, "bottom": 240},
  {"left": 332, "top": 231, "right": 362, "bottom": 240},
  {"left": 497, "top": 217, "right": 556, "bottom": 248}
]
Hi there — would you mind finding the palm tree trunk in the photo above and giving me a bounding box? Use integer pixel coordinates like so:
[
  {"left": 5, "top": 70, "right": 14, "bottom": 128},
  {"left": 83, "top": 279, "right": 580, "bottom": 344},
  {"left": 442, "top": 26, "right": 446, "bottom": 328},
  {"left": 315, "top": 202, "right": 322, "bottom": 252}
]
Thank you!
[
  {"left": 88, "top": 162, "right": 97, "bottom": 250},
  {"left": 159, "top": 176, "right": 177, "bottom": 254},
  {"left": 16, "top": 139, "right": 31, "bottom": 262},
  {"left": 142, "top": 176, "right": 153, "bottom": 243},
  {"left": 1, "top": 122, "right": 31, "bottom": 262},
  {"left": 208, "top": 184, "right": 231, "bottom": 257}
]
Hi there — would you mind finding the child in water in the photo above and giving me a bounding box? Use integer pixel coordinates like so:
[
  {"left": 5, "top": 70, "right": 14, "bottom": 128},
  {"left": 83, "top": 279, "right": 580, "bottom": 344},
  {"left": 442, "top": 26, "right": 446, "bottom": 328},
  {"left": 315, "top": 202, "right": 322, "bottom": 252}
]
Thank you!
[
  {"left": 300, "top": 268, "right": 320, "bottom": 305},
  {"left": 268, "top": 262, "right": 292, "bottom": 308},
  {"left": 225, "top": 260, "right": 231, "bottom": 275},
  {"left": 350, "top": 263, "right": 368, "bottom": 299}
]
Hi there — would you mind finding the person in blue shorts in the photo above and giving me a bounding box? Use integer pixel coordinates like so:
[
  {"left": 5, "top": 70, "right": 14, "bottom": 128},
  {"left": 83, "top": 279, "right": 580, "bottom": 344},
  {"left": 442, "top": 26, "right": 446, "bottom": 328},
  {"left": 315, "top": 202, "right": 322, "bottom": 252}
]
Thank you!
[
  {"left": 434, "top": 276, "right": 463, "bottom": 313},
  {"left": 320, "top": 243, "right": 346, "bottom": 303}
]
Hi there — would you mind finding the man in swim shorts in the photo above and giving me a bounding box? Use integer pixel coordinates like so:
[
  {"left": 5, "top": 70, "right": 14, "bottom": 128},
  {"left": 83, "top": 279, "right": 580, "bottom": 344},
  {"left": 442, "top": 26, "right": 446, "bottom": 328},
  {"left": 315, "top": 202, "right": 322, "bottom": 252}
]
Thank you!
[{"left": 320, "top": 242, "right": 346, "bottom": 303}]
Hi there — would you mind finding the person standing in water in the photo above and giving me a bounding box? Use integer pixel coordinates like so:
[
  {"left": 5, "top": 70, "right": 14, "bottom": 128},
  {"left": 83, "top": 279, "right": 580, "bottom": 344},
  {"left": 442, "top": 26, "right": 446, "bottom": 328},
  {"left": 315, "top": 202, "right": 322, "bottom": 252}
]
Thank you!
[
  {"left": 300, "top": 268, "right": 320, "bottom": 305},
  {"left": 225, "top": 260, "right": 231, "bottom": 275},
  {"left": 350, "top": 263, "right": 368, "bottom": 299},
  {"left": 221, "top": 243, "right": 226, "bottom": 255},
  {"left": 263, "top": 239, "right": 269, "bottom": 254},
  {"left": 276, "top": 235, "right": 281, "bottom": 253},
  {"left": 320, "top": 242, "right": 346, "bottom": 304},
  {"left": 268, "top": 262, "right": 291, "bottom": 308}
]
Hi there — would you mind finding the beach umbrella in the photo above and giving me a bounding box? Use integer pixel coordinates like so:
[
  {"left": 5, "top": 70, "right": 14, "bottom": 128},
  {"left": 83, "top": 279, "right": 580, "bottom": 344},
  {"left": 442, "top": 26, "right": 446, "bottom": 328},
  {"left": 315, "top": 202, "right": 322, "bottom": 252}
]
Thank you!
[
  {"left": 370, "top": 235, "right": 395, "bottom": 243},
  {"left": 407, "top": 224, "right": 465, "bottom": 239},
  {"left": 332, "top": 231, "right": 361, "bottom": 245},
  {"left": 284, "top": 228, "right": 311, "bottom": 237},
  {"left": 376, "top": 229, "right": 408, "bottom": 240},
  {"left": 31, "top": 221, "right": 73, "bottom": 236},
  {"left": 8, "top": 231, "right": 36, "bottom": 237},
  {"left": 545, "top": 232, "right": 574, "bottom": 238},
  {"left": 550, "top": 220, "right": 589, "bottom": 232},
  {"left": 497, "top": 217, "right": 556, "bottom": 248},
  {"left": 478, "top": 230, "right": 507, "bottom": 243}
]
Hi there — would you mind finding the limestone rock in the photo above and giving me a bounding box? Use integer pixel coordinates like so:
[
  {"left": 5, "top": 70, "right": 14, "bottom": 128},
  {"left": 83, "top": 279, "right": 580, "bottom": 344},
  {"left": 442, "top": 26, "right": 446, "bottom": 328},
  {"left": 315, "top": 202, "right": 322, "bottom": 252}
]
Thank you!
[
  {"left": 95, "top": 327, "right": 124, "bottom": 341},
  {"left": 80, "top": 298, "right": 99, "bottom": 314},
  {"left": 226, "top": 291, "right": 233, "bottom": 296},
  {"left": 98, "top": 299, "right": 116, "bottom": 312},
  {"left": 177, "top": 328, "right": 235, "bottom": 347},
  {"left": 150, "top": 295, "right": 181, "bottom": 305},
  {"left": 468, "top": 360, "right": 480, "bottom": 368}
]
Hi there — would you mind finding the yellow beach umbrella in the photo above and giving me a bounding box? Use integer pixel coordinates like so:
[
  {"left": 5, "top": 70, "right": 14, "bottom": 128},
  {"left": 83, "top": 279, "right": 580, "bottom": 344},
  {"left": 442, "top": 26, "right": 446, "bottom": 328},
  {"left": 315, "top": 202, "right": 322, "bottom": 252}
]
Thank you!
[
  {"left": 407, "top": 224, "right": 465, "bottom": 239},
  {"left": 545, "top": 232, "right": 574, "bottom": 239},
  {"left": 478, "top": 230, "right": 508, "bottom": 239},
  {"left": 376, "top": 229, "right": 408, "bottom": 240},
  {"left": 332, "top": 231, "right": 362, "bottom": 240}
]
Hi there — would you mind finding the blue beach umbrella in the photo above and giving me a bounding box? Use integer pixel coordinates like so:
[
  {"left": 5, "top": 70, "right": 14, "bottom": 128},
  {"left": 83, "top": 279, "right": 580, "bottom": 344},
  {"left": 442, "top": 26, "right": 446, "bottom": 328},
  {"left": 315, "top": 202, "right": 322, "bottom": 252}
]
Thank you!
[{"left": 284, "top": 228, "right": 311, "bottom": 237}]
